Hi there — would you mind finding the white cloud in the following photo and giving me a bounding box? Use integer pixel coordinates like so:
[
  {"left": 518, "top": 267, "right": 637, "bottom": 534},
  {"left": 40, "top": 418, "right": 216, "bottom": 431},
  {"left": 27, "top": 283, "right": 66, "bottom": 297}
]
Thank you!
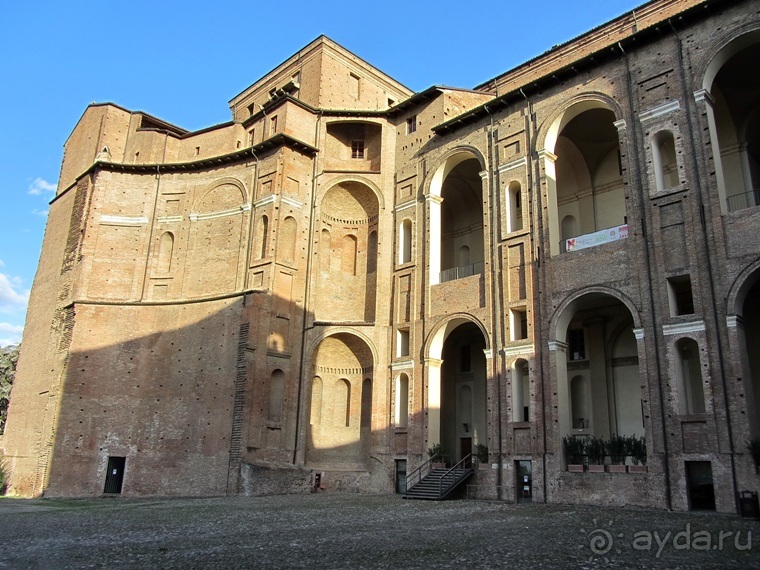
[
  {"left": 0, "top": 272, "right": 29, "bottom": 314},
  {"left": 28, "top": 177, "right": 56, "bottom": 195},
  {"left": 0, "top": 322, "right": 24, "bottom": 347},
  {"left": 32, "top": 208, "right": 49, "bottom": 217}
]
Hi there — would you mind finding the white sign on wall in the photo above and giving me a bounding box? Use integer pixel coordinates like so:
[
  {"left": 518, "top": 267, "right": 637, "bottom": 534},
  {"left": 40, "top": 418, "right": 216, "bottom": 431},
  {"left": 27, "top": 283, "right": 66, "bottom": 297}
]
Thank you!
[{"left": 566, "top": 224, "right": 629, "bottom": 252}]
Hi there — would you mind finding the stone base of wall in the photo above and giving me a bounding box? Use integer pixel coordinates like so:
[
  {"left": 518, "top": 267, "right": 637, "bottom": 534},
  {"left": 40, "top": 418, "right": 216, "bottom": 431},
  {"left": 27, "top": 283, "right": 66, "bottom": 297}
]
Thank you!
[
  {"left": 240, "top": 463, "right": 314, "bottom": 496},
  {"left": 550, "top": 472, "right": 661, "bottom": 509}
]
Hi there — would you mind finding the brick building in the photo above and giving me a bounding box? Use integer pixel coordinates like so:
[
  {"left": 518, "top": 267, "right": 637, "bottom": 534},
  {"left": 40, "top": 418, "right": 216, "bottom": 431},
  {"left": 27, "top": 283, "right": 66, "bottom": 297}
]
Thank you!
[{"left": 3, "top": 0, "right": 759, "bottom": 512}]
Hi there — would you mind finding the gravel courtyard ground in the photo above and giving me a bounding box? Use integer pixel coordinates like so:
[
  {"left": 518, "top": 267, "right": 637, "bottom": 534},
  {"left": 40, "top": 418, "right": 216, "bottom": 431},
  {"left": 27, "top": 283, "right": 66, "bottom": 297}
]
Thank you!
[{"left": 0, "top": 493, "right": 757, "bottom": 569}]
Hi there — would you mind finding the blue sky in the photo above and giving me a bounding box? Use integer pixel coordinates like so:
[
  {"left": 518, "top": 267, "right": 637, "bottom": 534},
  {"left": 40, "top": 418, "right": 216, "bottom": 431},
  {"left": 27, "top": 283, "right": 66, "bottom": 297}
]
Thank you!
[{"left": 0, "top": 0, "right": 643, "bottom": 347}]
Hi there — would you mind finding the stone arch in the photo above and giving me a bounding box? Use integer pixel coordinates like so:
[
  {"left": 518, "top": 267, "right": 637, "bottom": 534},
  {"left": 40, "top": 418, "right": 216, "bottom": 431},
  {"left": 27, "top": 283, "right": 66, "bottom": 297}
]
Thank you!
[
  {"left": 425, "top": 148, "right": 487, "bottom": 285},
  {"left": 193, "top": 178, "right": 248, "bottom": 211},
  {"left": 698, "top": 25, "right": 760, "bottom": 92},
  {"left": 424, "top": 313, "right": 492, "bottom": 361},
  {"left": 306, "top": 331, "right": 375, "bottom": 469},
  {"left": 317, "top": 175, "right": 385, "bottom": 211}
]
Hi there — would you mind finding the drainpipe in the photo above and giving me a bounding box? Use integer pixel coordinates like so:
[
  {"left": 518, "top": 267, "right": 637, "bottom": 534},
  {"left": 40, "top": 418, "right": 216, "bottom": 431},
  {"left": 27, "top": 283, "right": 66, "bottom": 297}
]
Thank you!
[
  {"left": 668, "top": 19, "right": 738, "bottom": 512},
  {"left": 485, "top": 109, "right": 504, "bottom": 500},
  {"left": 521, "top": 87, "right": 547, "bottom": 503},
  {"left": 618, "top": 41, "right": 672, "bottom": 510},
  {"left": 242, "top": 147, "right": 260, "bottom": 290},
  {"left": 140, "top": 163, "right": 162, "bottom": 302},
  {"left": 293, "top": 111, "right": 322, "bottom": 465}
]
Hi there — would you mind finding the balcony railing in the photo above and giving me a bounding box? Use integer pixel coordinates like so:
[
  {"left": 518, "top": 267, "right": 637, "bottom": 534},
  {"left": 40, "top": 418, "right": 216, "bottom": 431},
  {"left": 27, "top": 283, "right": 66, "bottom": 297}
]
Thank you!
[
  {"left": 439, "top": 261, "right": 484, "bottom": 283},
  {"left": 561, "top": 224, "right": 628, "bottom": 253},
  {"left": 726, "top": 189, "right": 760, "bottom": 213}
]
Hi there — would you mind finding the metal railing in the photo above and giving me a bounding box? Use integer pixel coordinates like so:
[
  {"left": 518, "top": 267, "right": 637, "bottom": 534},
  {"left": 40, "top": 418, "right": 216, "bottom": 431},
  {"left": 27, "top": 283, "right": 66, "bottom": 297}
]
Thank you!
[
  {"left": 405, "top": 453, "right": 450, "bottom": 492},
  {"left": 436, "top": 454, "right": 474, "bottom": 499},
  {"left": 439, "top": 261, "right": 484, "bottom": 283},
  {"left": 726, "top": 188, "right": 760, "bottom": 213}
]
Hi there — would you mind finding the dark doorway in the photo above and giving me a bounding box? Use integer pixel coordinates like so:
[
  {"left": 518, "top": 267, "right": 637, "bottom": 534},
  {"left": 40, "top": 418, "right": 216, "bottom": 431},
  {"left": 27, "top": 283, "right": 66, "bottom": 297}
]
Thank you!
[
  {"left": 460, "top": 437, "right": 472, "bottom": 465},
  {"left": 395, "top": 460, "right": 407, "bottom": 494},
  {"left": 516, "top": 460, "right": 532, "bottom": 502},
  {"left": 686, "top": 461, "right": 715, "bottom": 511},
  {"left": 103, "top": 456, "right": 126, "bottom": 494}
]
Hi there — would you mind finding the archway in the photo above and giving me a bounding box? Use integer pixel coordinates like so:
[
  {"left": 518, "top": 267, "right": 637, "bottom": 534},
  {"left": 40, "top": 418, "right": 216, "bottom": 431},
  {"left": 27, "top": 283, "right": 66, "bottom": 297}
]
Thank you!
[
  {"left": 702, "top": 30, "right": 760, "bottom": 212},
  {"left": 306, "top": 333, "right": 374, "bottom": 469},
  {"left": 427, "top": 318, "right": 489, "bottom": 463},
  {"left": 316, "top": 181, "right": 379, "bottom": 321}
]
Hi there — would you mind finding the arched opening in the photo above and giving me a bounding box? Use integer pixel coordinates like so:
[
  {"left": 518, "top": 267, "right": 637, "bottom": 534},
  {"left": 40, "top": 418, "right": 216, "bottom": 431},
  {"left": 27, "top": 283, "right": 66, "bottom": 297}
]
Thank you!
[
  {"left": 157, "top": 232, "right": 174, "bottom": 274},
  {"left": 427, "top": 152, "right": 484, "bottom": 284},
  {"left": 317, "top": 182, "right": 379, "bottom": 321},
  {"left": 652, "top": 130, "right": 679, "bottom": 191},
  {"left": 279, "top": 216, "right": 297, "bottom": 264},
  {"left": 395, "top": 373, "right": 409, "bottom": 428},
  {"left": 737, "top": 271, "right": 760, "bottom": 436},
  {"left": 307, "top": 333, "right": 374, "bottom": 469},
  {"left": 508, "top": 181, "right": 523, "bottom": 232},
  {"left": 399, "top": 219, "right": 412, "bottom": 264},
  {"left": 427, "top": 319, "right": 488, "bottom": 463},
  {"left": 554, "top": 292, "right": 643, "bottom": 457},
  {"left": 675, "top": 338, "right": 706, "bottom": 415},
  {"left": 544, "top": 103, "right": 626, "bottom": 255},
  {"left": 704, "top": 32, "right": 760, "bottom": 212},
  {"left": 513, "top": 359, "right": 530, "bottom": 422},
  {"left": 268, "top": 369, "right": 285, "bottom": 422}
]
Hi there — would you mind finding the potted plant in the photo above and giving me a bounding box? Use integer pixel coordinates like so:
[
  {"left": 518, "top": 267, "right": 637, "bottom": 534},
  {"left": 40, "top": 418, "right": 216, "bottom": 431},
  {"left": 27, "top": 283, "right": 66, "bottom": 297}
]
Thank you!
[
  {"left": 628, "top": 435, "right": 647, "bottom": 473},
  {"left": 428, "top": 443, "right": 446, "bottom": 468},
  {"left": 563, "top": 435, "right": 586, "bottom": 472},
  {"left": 606, "top": 434, "right": 627, "bottom": 473},
  {"left": 475, "top": 443, "right": 490, "bottom": 469},
  {"left": 747, "top": 438, "right": 760, "bottom": 474},
  {"left": 586, "top": 436, "right": 606, "bottom": 472}
]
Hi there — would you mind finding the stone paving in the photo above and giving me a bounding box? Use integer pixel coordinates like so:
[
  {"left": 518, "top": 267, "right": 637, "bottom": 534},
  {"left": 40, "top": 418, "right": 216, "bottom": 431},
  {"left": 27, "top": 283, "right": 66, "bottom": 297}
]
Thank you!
[{"left": 0, "top": 494, "right": 757, "bottom": 568}]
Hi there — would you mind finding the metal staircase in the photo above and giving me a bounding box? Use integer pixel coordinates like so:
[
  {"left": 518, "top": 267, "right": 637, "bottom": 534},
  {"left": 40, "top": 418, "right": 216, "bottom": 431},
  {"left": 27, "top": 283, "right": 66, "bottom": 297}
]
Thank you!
[{"left": 402, "top": 454, "right": 475, "bottom": 500}]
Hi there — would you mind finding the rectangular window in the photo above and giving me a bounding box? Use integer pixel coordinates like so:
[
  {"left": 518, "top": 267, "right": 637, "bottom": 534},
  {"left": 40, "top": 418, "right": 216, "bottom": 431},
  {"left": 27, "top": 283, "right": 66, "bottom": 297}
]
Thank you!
[
  {"left": 568, "top": 329, "right": 586, "bottom": 361},
  {"left": 406, "top": 115, "right": 417, "bottom": 134},
  {"left": 510, "top": 308, "right": 528, "bottom": 340},
  {"left": 248, "top": 129, "right": 255, "bottom": 146},
  {"left": 351, "top": 140, "right": 365, "bottom": 159},
  {"left": 397, "top": 329, "right": 410, "bottom": 358},
  {"left": 667, "top": 275, "right": 695, "bottom": 316},
  {"left": 349, "top": 73, "right": 361, "bottom": 99},
  {"left": 270, "top": 115, "right": 278, "bottom": 135}
]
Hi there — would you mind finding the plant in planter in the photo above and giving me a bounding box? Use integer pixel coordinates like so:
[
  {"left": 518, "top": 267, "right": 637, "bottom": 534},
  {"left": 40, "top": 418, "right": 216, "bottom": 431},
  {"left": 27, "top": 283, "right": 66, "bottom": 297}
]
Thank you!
[
  {"left": 586, "top": 436, "right": 607, "bottom": 472},
  {"left": 563, "top": 435, "right": 586, "bottom": 472},
  {"left": 628, "top": 435, "right": 647, "bottom": 473},
  {"left": 747, "top": 438, "right": 760, "bottom": 473},
  {"left": 475, "top": 443, "right": 489, "bottom": 467},
  {"left": 428, "top": 443, "right": 447, "bottom": 467},
  {"left": 606, "top": 434, "right": 627, "bottom": 473}
]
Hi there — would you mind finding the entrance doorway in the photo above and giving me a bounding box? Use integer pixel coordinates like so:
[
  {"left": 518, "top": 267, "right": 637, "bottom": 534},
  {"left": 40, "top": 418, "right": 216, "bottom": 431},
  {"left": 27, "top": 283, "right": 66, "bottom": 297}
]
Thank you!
[
  {"left": 103, "top": 456, "right": 126, "bottom": 494},
  {"left": 685, "top": 461, "right": 715, "bottom": 511},
  {"left": 516, "top": 460, "right": 532, "bottom": 502}
]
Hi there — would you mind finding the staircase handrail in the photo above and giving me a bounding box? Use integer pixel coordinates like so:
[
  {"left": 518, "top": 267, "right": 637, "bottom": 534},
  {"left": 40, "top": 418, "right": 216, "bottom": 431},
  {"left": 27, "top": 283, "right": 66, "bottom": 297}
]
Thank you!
[{"left": 438, "top": 454, "right": 474, "bottom": 498}]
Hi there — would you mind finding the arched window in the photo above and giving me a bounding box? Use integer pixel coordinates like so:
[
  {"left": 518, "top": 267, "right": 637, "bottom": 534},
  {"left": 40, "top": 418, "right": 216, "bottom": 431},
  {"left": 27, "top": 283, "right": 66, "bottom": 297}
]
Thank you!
[
  {"left": 279, "top": 216, "right": 297, "bottom": 263},
  {"left": 258, "top": 215, "right": 269, "bottom": 259},
  {"left": 395, "top": 373, "right": 409, "bottom": 428},
  {"left": 508, "top": 181, "right": 523, "bottom": 232},
  {"left": 310, "top": 376, "right": 323, "bottom": 425},
  {"left": 676, "top": 338, "right": 705, "bottom": 414},
  {"left": 513, "top": 359, "right": 529, "bottom": 422},
  {"left": 320, "top": 229, "right": 331, "bottom": 273},
  {"left": 269, "top": 369, "right": 285, "bottom": 422},
  {"left": 341, "top": 235, "right": 357, "bottom": 275},
  {"left": 652, "top": 130, "right": 679, "bottom": 191},
  {"left": 399, "top": 219, "right": 412, "bottom": 264},
  {"left": 157, "top": 232, "right": 174, "bottom": 274},
  {"left": 336, "top": 378, "right": 351, "bottom": 427},
  {"left": 367, "top": 230, "right": 378, "bottom": 274},
  {"left": 361, "top": 378, "right": 372, "bottom": 429}
]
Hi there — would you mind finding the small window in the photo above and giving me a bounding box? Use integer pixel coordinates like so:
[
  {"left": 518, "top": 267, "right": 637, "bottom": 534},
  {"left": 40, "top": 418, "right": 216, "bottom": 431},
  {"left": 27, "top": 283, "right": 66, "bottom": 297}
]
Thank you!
[
  {"left": 568, "top": 329, "right": 585, "bottom": 361},
  {"left": 248, "top": 129, "right": 255, "bottom": 146},
  {"left": 247, "top": 103, "right": 255, "bottom": 117},
  {"left": 195, "top": 146, "right": 200, "bottom": 156},
  {"left": 351, "top": 140, "right": 365, "bottom": 159},
  {"left": 349, "top": 73, "right": 361, "bottom": 99},
  {"left": 397, "top": 329, "right": 410, "bottom": 358},
  {"left": 667, "top": 275, "right": 695, "bottom": 316},
  {"left": 270, "top": 115, "right": 278, "bottom": 135},
  {"left": 388, "top": 98, "right": 396, "bottom": 108},
  {"left": 406, "top": 115, "right": 417, "bottom": 134},
  {"left": 510, "top": 308, "right": 528, "bottom": 341}
]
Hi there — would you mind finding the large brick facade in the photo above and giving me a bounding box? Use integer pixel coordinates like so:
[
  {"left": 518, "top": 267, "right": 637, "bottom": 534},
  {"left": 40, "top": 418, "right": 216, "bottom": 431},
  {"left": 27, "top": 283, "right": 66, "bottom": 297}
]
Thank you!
[{"left": 4, "top": 0, "right": 760, "bottom": 513}]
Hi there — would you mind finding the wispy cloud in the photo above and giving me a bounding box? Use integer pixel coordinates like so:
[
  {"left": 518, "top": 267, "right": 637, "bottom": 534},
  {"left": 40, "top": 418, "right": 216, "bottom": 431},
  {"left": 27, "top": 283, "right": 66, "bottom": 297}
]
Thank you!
[
  {"left": 0, "top": 322, "right": 24, "bottom": 347},
  {"left": 32, "top": 208, "right": 49, "bottom": 217},
  {"left": 0, "top": 272, "right": 29, "bottom": 314},
  {"left": 28, "top": 177, "right": 56, "bottom": 195}
]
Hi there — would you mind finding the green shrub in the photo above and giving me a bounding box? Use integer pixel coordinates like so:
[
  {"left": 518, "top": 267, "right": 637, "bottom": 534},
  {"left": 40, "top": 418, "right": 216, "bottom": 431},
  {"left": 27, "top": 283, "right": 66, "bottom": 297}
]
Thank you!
[
  {"left": 586, "top": 436, "right": 607, "bottom": 465},
  {"left": 475, "top": 443, "right": 489, "bottom": 464},
  {"left": 0, "top": 457, "right": 7, "bottom": 495},
  {"left": 607, "top": 434, "right": 627, "bottom": 465},
  {"left": 427, "top": 443, "right": 445, "bottom": 459},
  {"left": 747, "top": 438, "right": 760, "bottom": 467},
  {"left": 563, "top": 435, "right": 586, "bottom": 464},
  {"left": 628, "top": 435, "right": 647, "bottom": 466}
]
